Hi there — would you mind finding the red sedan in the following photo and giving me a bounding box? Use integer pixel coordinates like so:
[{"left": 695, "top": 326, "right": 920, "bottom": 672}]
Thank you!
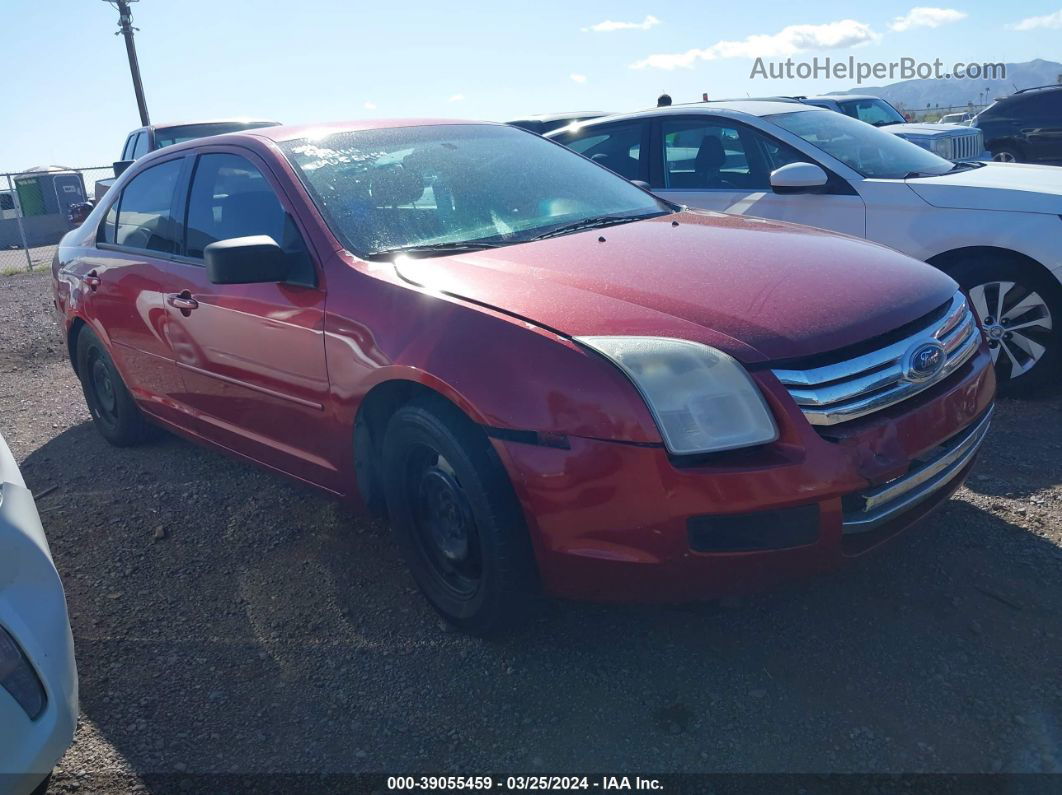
[{"left": 53, "top": 120, "right": 995, "bottom": 633}]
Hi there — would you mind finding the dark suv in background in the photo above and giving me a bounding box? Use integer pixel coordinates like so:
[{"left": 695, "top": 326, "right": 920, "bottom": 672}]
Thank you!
[{"left": 975, "top": 85, "right": 1062, "bottom": 164}]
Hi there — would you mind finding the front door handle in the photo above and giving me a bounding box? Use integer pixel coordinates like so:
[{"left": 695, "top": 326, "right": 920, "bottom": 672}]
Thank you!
[
  {"left": 84, "top": 270, "right": 101, "bottom": 290},
  {"left": 167, "top": 291, "right": 199, "bottom": 313}
]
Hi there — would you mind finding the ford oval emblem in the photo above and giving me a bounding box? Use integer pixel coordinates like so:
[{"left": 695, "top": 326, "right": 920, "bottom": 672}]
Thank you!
[{"left": 904, "top": 341, "right": 946, "bottom": 382}]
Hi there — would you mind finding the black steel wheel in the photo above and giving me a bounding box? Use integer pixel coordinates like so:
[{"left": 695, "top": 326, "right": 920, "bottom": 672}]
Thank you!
[
  {"left": 76, "top": 328, "right": 158, "bottom": 446},
  {"left": 381, "top": 395, "right": 537, "bottom": 634}
]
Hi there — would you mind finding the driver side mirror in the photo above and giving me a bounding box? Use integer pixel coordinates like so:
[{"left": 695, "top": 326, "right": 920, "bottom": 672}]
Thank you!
[
  {"left": 113, "top": 160, "right": 134, "bottom": 178},
  {"left": 769, "top": 162, "right": 829, "bottom": 194},
  {"left": 205, "top": 236, "right": 290, "bottom": 285}
]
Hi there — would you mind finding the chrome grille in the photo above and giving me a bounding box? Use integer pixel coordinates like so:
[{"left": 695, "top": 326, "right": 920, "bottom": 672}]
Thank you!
[
  {"left": 772, "top": 292, "right": 982, "bottom": 426},
  {"left": 951, "top": 131, "right": 983, "bottom": 161}
]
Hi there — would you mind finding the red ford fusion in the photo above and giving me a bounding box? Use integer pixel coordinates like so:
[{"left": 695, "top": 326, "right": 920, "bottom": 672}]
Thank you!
[{"left": 52, "top": 120, "right": 995, "bottom": 633}]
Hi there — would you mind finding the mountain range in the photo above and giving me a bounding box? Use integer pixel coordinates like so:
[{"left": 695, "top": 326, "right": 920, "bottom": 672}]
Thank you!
[{"left": 829, "top": 58, "right": 1061, "bottom": 110}]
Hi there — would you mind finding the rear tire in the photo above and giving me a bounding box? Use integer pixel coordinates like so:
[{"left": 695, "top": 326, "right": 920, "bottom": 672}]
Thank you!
[
  {"left": 76, "top": 328, "right": 158, "bottom": 446},
  {"left": 381, "top": 395, "right": 537, "bottom": 635},
  {"left": 948, "top": 255, "right": 1060, "bottom": 395}
]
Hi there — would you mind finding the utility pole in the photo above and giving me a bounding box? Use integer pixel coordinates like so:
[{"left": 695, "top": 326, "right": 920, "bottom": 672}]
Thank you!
[{"left": 105, "top": 0, "right": 150, "bottom": 126}]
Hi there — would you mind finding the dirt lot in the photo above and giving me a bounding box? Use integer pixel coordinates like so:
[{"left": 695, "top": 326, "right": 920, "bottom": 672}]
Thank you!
[{"left": 2, "top": 268, "right": 1061, "bottom": 789}]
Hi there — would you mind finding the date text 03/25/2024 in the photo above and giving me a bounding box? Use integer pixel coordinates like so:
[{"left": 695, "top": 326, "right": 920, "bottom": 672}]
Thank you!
[{"left": 386, "top": 776, "right": 664, "bottom": 791}]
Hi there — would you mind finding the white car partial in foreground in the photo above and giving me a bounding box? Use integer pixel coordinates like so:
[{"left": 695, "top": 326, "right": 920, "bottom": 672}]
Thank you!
[
  {"left": 0, "top": 433, "right": 77, "bottom": 795},
  {"left": 549, "top": 101, "right": 1062, "bottom": 393}
]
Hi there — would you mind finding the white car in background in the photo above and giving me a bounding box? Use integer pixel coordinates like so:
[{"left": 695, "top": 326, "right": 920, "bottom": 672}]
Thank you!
[
  {"left": 549, "top": 101, "right": 1062, "bottom": 393},
  {"left": 795, "top": 95, "right": 988, "bottom": 162},
  {"left": 0, "top": 433, "right": 77, "bottom": 795}
]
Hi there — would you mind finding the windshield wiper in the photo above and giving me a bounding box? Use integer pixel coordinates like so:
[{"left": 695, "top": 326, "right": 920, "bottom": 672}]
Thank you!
[
  {"left": 366, "top": 240, "right": 511, "bottom": 260},
  {"left": 526, "top": 213, "right": 660, "bottom": 242}
]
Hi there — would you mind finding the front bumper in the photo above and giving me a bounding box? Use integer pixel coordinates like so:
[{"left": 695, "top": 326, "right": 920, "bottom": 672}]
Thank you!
[
  {"left": 0, "top": 442, "right": 78, "bottom": 793},
  {"left": 492, "top": 344, "right": 995, "bottom": 603}
]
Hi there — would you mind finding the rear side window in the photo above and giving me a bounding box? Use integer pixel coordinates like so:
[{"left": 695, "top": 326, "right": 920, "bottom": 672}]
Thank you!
[
  {"left": 184, "top": 153, "right": 313, "bottom": 281},
  {"left": 130, "top": 132, "right": 150, "bottom": 159},
  {"left": 555, "top": 123, "right": 645, "bottom": 180},
  {"left": 121, "top": 134, "right": 137, "bottom": 161},
  {"left": 114, "top": 159, "right": 183, "bottom": 253},
  {"left": 1016, "top": 91, "right": 1062, "bottom": 119}
]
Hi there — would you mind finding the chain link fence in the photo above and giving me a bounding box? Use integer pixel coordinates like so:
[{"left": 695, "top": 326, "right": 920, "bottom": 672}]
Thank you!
[{"left": 1, "top": 166, "right": 113, "bottom": 275}]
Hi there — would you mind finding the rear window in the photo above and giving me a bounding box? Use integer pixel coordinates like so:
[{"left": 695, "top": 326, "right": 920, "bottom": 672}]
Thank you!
[{"left": 153, "top": 122, "right": 280, "bottom": 149}]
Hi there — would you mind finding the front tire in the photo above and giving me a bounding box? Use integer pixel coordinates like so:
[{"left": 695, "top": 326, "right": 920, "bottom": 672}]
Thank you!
[
  {"left": 76, "top": 328, "right": 157, "bottom": 446},
  {"left": 381, "top": 396, "right": 537, "bottom": 634},
  {"left": 950, "top": 256, "right": 1060, "bottom": 395},
  {"left": 991, "top": 145, "right": 1022, "bottom": 163}
]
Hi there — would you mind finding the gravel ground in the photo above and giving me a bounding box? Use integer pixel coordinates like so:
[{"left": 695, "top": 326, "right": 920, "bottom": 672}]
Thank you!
[{"left": 2, "top": 268, "right": 1061, "bottom": 790}]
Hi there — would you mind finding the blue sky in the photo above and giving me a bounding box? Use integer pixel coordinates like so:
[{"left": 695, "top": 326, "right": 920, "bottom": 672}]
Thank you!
[{"left": 2, "top": 0, "right": 1060, "bottom": 167}]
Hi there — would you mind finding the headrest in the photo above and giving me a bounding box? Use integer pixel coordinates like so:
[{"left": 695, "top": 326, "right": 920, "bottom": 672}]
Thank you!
[
  {"left": 369, "top": 164, "right": 423, "bottom": 207},
  {"left": 695, "top": 136, "right": 725, "bottom": 172}
]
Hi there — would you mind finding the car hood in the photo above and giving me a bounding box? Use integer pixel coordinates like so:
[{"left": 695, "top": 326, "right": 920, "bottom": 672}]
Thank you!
[
  {"left": 391, "top": 211, "right": 956, "bottom": 364},
  {"left": 884, "top": 122, "right": 974, "bottom": 136},
  {"left": 906, "top": 162, "right": 1062, "bottom": 214}
]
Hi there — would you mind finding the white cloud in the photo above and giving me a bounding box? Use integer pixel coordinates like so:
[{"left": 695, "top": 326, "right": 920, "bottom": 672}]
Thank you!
[
  {"left": 448, "top": 94, "right": 465, "bottom": 102},
  {"left": 889, "top": 7, "right": 967, "bottom": 32},
  {"left": 584, "top": 14, "right": 660, "bottom": 33},
  {"left": 363, "top": 101, "right": 377, "bottom": 110},
  {"left": 631, "top": 19, "right": 878, "bottom": 70},
  {"left": 570, "top": 73, "right": 588, "bottom": 84},
  {"left": 1007, "top": 9, "right": 1062, "bottom": 30}
]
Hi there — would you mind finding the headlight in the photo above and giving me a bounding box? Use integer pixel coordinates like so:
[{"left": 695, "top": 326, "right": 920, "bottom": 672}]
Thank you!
[
  {"left": 576, "top": 337, "right": 778, "bottom": 455},
  {"left": 0, "top": 625, "right": 46, "bottom": 720},
  {"left": 930, "top": 138, "right": 953, "bottom": 157}
]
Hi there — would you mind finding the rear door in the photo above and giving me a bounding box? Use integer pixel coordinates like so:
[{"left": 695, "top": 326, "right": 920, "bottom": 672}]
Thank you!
[
  {"left": 159, "top": 148, "right": 338, "bottom": 488},
  {"left": 651, "top": 115, "right": 866, "bottom": 237},
  {"left": 88, "top": 156, "right": 187, "bottom": 421}
]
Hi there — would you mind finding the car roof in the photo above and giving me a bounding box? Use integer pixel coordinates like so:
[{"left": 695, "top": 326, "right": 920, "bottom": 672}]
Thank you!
[
  {"left": 1012, "top": 84, "right": 1062, "bottom": 95},
  {"left": 507, "top": 111, "right": 611, "bottom": 123},
  {"left": 149, "top": 118, "right": 281, "bottom": 132},
  {"left": 803, "top": 95, "right": 882, "bottom": 103},
  {"left": 544, "top": 100, "right": 827, "bottom": 132},
  {"left": 155, "top": 119, "right": 508, "bottom": 148}
]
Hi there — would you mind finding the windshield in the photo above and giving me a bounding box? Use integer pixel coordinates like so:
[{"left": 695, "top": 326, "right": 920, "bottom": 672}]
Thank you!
[
  {"left": 154, "top": 122, "right": 280, "bottom": 148},
  {"left": 767, "top": 110, "right": 954, "bottom": 179},
  {"left": 280, "top": 124, "right": 669, "bottom": 258},
  {"left": 837, "top": 98, "right": 906, "bottom": 126}
]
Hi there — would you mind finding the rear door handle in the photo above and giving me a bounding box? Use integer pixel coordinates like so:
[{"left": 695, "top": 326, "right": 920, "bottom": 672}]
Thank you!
[
  {"left": 84, "top": 271, "right": 101, "bottom": 290},
  {"left": 167, "top": 292, "right": 199, "bottom": 312}
]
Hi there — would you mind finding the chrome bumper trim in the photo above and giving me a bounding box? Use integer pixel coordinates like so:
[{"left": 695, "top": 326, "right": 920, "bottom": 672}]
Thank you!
[{"left": 842, "top": 406, "right": 993, "bottom": 534}]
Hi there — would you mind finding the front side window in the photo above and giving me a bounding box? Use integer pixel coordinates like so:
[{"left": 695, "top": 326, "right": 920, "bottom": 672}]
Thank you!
[
  {"left": 183, "top": 152, "right": 312, "bottom": 281},
  {"left": 767, "top": 110, "right": 954, "bottom": 179},
  {"left": 280, "top": 124, "right": 669, "bottom": 258},
  {"left": 661, "top": 120, "right": 759, "bottom": 189},
  {"left": 114, "top": 159, "right": 183, "bottom": 253},
  {"left": 838, "top": 99, "right": 906, "bottom": 127},
  {"left": 553, "top": 122, "right": 645, "bottom": 180}
]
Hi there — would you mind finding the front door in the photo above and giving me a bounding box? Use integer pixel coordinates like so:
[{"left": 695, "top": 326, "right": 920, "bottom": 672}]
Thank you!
[
  {"left": 159, "top": 150, "right": 339, "bottom": 489},
  {"left": 652, "top": 116, "right": 866, "bottom": 238}
]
